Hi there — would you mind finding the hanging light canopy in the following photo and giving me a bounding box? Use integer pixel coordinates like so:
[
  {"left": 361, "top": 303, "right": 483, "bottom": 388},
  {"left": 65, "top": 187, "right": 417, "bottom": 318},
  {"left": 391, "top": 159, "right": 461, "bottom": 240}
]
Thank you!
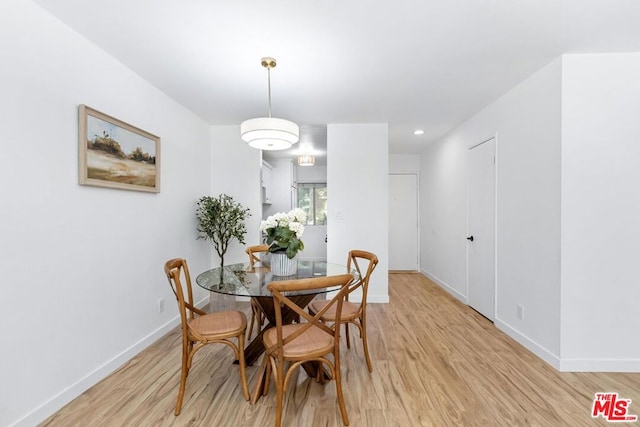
[
  {"left": 240, "top": 57, "right": 299, "bottom": 150},
  {"left": 297, "top": 154, "right": 316, "bottom": 166}
]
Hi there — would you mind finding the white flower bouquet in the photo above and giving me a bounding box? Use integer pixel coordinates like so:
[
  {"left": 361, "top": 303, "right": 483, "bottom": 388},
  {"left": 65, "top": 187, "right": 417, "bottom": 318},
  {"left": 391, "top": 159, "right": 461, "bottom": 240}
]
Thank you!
[{"left": 259, "top": 208, "right": 306, "bottom": 259}]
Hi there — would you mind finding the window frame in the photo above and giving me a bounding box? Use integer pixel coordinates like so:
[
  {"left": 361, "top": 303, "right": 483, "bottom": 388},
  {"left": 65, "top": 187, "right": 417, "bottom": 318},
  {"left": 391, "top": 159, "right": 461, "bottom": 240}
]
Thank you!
[{"left": 297, "top": 182, "right": 327, "bottom": 226}]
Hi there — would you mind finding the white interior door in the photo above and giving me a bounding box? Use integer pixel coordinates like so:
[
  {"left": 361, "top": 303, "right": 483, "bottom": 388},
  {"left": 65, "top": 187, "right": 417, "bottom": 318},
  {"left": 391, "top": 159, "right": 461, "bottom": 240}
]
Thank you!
[
  {"left": 467, "top": 138, "right": 496, "bottom": 320},
  {"left": 389, "top": 173, "right": 419, "bottom": 270}
]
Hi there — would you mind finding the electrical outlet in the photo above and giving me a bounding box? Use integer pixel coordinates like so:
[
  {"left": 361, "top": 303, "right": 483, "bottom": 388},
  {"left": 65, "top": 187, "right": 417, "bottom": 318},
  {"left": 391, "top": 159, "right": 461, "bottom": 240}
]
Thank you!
[
  {"left": 517, "top": 304, "right": 524, "bottom": 320},
  {"left": 157, "top": 298, "right": 165, "bottom": 313}
]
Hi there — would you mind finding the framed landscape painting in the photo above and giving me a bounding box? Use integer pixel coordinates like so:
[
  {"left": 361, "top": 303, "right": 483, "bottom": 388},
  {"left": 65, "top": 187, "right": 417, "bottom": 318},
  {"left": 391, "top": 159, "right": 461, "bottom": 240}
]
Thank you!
[{"left": 79, "top": 105, "right": 160, "bottom": 193}]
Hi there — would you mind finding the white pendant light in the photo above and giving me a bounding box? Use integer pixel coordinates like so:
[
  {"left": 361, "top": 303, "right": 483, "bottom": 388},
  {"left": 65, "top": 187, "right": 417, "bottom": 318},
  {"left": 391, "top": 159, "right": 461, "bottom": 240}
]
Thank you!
[
  {"left": 297, "top": 154, "right": 316, "bottom": 166},
  {"left": 240, "top": 57, "right": 299, "bottom": 150}
]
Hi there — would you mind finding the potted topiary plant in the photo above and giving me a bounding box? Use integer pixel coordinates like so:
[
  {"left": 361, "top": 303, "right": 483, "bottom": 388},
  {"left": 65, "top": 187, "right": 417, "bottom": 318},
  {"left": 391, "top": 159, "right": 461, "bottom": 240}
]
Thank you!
[{"left": 196, "top": 194, "right": 251, "bottom": 268}]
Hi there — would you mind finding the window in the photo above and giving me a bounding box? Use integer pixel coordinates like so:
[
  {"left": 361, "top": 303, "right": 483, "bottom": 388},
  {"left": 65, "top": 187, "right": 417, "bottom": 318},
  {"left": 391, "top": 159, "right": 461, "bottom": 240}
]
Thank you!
[{"left": 297, "top": 183, "right": 327, "bottom": 225}]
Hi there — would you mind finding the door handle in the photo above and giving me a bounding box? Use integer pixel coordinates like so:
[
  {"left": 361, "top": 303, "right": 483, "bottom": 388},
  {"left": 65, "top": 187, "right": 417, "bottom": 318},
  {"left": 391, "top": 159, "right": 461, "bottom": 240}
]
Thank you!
[{"left": 466, "top": 236, "right": 474, "bottom": 242}]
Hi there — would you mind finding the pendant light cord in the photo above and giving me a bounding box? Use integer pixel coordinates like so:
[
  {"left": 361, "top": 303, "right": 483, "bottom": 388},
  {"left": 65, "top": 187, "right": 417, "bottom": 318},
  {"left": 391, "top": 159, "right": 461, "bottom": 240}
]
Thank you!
[{"left": 267, "top": 67, "right": 272, "bottom": 118}]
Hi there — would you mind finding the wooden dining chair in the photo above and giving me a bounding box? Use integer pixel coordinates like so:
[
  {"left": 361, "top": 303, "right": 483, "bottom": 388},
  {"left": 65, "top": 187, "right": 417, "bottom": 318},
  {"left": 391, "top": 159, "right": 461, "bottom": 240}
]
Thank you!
[
  {"left": 308, "top": 250, "right": 379, "bottom": 372},
  {"left": 164, "top": 258, "right": 250, "bottom": 415},
  {"left": 261, "top": 274, "right": 355, "bottom": 427},
  {"left": 245, "top": 244, "right": 270, "bottom": 339}
]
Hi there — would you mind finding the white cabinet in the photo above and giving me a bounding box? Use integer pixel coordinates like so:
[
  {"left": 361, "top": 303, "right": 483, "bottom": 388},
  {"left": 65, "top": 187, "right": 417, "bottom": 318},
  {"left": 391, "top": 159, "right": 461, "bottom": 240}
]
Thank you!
[
  {"left": 290, "top": 162, "right": 297, "bottom": 208},
  {"left": 262, "top": 159, "right": 296, "bottom": 219},
  {"left": 261, "top": 161, "right": 273, "bottom": 204},
  {"left": 291, "top": 162, "right": 298, "bottom": 188}
]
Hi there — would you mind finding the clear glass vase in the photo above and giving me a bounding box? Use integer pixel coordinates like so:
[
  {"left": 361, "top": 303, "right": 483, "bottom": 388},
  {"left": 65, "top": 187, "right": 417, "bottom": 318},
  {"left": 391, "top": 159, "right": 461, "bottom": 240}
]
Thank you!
[{"left": 270, "top": 252, "right": 297, "bottom": 276}]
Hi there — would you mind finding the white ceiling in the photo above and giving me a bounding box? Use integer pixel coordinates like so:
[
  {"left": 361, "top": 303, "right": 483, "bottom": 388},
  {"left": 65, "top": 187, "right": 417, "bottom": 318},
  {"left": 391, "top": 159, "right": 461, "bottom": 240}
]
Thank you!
[{"left": 33, "top": 0, "right": 640, "bottom": 159}]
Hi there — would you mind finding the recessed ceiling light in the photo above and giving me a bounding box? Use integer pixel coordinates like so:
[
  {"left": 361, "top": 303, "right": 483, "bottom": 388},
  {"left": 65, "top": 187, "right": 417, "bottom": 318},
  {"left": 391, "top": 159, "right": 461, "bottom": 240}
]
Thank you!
[{"left": 413, "top": 130, "right": 424, "bottom": 135}]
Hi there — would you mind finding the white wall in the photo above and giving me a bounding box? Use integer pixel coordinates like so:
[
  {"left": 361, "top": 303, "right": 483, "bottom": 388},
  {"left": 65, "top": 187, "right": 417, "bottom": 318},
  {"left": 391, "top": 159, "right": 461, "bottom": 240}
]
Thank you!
[
  {"left": 210, "top": 126, "right": 262, "bottom": 264},
  {"left": 0, "top": 2, "right": 212, "bottom": 426},
  {"left": 327, "top": 124, "right": 389, "bottom": 303},
  {"left": 560, "top": 53, "right": 640, "bottom": 371},
  {"left": 421, "top": 53, "right": 640, "bottom": 372},
  {"left": 421, "top": 138, "right": 469, "bottom": 300},
  {"left": 420, "top": 58, "right": 563, "bottom": 366},
  {"left": 390, "top": 154, "right": 420, "bottom": 173},
  {"left": 296, "top": 164, "right": 327, "bottom": 183}
]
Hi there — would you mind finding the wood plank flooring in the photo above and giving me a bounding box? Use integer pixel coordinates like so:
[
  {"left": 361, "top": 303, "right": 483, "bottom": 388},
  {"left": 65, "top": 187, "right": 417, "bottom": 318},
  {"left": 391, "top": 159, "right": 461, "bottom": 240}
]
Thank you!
[{"left": 40, "top": 273, "right": 640, "bottom": 426}]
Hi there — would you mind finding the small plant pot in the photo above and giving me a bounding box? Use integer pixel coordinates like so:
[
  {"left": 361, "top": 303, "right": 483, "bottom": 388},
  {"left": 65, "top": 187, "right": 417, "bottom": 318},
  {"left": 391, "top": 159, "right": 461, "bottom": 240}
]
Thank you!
[{"left": 270, "top": 252, "right": 297, "bottom": 276}]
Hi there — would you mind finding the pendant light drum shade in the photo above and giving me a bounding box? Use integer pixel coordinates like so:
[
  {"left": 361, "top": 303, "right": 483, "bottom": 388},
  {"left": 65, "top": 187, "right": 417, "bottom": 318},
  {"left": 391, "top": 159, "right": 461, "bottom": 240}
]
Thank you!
[
  {"left": 241, "top": 57, "right": 299, "bottom": 150},
  {"left": 240, "top": 117, "right": 299, "bottom": 150},
  {"left": 297, "top": 154, "right": 315, "bottom": 166}
]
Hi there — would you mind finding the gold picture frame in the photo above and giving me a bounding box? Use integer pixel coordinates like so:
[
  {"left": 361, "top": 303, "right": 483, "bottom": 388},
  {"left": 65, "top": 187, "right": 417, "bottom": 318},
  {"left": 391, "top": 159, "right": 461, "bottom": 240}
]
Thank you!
[{"left": 79, "top": 105, "right": 160, "bottom": 193}]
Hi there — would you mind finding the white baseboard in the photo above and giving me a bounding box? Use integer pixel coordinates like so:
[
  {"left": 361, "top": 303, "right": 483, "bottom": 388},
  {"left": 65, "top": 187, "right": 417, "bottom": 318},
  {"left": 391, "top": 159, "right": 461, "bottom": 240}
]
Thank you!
[
  {"left": 416, "top": 270, "right": 640, "bottom": 373},
  {"left": 367, "top": 294, "right": 389, "bottom": 304},
  {"left": 421, "top": 268, "right": 468, "bottom": 304},
  {"left": 493, "top": 318, "right": 561, "bottom": 370},
  {"left": 558, "top": 358, "right": 640, "bottom": 372},
  {"left": 11, "top": 296, "right": 209, "bottom": 427},
  {"left": 420, "top": 270, "right": 564, "bottom": 370},
  {"left": 322, "top": 289, "right": 389, "bottom": 304},
  {"left": 496, "top": 319, "right": 640, "bottom": 371}
]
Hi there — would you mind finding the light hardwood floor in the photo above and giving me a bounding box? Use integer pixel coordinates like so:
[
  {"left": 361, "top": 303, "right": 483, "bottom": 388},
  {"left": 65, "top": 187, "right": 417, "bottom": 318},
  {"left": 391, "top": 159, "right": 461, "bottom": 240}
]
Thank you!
[{"left": 41, "top": 273, "right": 640, "bottom": 426}]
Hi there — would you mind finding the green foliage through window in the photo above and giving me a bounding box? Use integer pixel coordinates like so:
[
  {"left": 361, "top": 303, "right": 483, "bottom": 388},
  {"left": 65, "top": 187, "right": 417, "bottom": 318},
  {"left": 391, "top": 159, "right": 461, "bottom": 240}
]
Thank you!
[{"left": 297, "top": 183, "right": 327, "bottom": 226}]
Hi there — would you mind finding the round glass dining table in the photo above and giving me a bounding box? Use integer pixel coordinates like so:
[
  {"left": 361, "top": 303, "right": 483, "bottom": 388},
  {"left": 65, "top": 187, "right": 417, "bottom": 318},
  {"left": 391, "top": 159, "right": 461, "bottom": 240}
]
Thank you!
[
  {"left": 195, "top": 259, "right": 357, "bottom": 368},
  {"left": 195, "top": 260, "right": 353, "bottom": 297}
]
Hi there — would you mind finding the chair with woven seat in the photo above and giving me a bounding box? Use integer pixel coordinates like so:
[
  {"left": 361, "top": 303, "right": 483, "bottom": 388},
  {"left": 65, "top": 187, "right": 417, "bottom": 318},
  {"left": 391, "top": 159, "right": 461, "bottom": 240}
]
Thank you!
[
  {"left": 260, "top": 274, "right": 355, "bottom": 427},
  {"left": 164, "top": 258, "right": 250, "bottom": 415},
  {"left": 308, "top": 250, "right": 379, "bottom": 372},
  {"left": 245, "top": 244, "right": 270, "bottom": 339}
]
